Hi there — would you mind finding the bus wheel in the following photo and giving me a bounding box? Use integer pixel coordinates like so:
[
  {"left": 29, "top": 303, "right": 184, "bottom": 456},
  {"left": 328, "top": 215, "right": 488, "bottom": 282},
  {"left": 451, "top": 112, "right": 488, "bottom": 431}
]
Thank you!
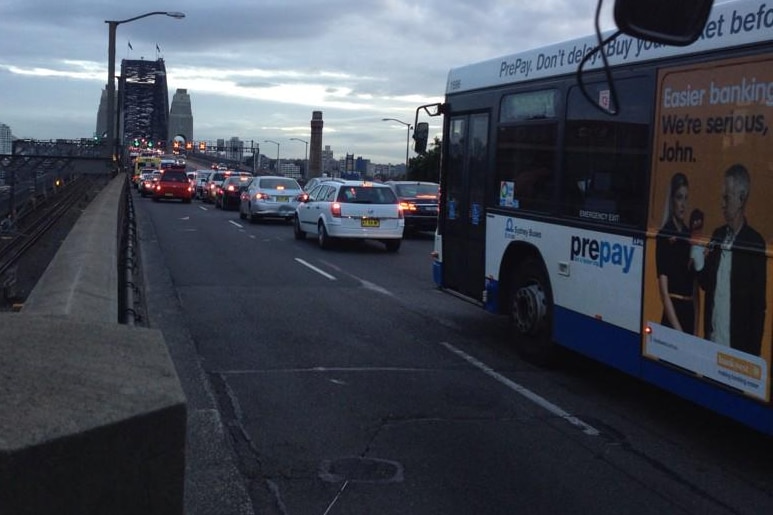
[{"left": 509, "top": 258, "right": 555, "bottom": 365}]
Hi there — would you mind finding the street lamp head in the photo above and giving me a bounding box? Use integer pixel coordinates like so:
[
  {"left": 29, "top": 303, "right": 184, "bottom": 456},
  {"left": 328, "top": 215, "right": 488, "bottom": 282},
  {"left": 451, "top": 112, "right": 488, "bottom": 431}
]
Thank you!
[
  {"left": 382, "top": 117, "right": 412, "bottom": 129},
  {"left": 166, "top": 12, "right": 186, "bottom": 19}
]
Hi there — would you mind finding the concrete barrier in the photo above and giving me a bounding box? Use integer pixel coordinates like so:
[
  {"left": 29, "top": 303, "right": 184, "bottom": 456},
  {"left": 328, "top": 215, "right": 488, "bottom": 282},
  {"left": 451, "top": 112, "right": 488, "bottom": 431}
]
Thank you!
[{"left": 0, "top": 174, "right": 187, "bottom": 514}]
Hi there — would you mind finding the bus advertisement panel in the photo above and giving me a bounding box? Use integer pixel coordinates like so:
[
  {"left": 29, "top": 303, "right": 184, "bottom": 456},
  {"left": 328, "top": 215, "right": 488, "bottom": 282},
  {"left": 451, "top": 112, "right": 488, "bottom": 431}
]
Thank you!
[{"left": 643, "top": 54, "right": 773, "bottom": 402}]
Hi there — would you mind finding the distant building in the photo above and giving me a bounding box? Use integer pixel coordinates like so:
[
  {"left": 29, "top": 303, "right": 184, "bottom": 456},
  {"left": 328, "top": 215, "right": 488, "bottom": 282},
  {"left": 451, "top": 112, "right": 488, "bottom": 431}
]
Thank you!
[
  {"left": 168, "top": 89, "right": 193, "bottom": 146},
  {"left": 0, "top": 123, "right": 12, "bottom": 155},
  {"left": 279, "top": 162, "right": 301, "bottom": 179},
  {"left": 227, "top": 137, "right": 243, "bottom": 161},
  {"left": 321, "top": 145, "right": 334, "bottom": 175}
]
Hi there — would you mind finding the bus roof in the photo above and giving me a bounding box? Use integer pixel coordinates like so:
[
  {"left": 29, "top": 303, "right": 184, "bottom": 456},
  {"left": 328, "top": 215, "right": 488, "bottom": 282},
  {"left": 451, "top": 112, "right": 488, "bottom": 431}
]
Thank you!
[{"left": 446, "top": 0, "right": 770, "bottom": 95}]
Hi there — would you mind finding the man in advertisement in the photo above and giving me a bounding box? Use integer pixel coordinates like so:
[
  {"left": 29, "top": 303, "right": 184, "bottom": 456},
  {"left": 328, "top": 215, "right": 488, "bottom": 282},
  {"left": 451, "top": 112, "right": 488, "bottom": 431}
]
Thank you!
[{"left": 696, "top": 163, "right": 767, "bottom": 356}]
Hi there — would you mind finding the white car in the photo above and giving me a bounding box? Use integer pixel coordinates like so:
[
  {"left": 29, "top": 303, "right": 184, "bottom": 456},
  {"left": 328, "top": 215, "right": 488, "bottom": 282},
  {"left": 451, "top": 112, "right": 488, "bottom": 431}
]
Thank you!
[
  {"left": 238, "top": 176, "right": 303, "bottom": 221},
  {"left": 294, "top": 179, "right": 404, "bottom": 252}
]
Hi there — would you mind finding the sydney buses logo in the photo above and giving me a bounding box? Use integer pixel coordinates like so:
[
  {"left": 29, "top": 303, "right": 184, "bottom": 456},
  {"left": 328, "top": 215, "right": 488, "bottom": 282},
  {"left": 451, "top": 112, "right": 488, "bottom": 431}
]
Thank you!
[{"left": 569, "top": 235, "right": 639, "bottom": 274}]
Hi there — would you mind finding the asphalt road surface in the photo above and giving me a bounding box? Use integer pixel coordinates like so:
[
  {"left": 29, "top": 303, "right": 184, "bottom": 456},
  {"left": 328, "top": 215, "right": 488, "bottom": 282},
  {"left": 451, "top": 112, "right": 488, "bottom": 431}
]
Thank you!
[{"left": 136, "top": 190, "right": 773, "bottom": 515}]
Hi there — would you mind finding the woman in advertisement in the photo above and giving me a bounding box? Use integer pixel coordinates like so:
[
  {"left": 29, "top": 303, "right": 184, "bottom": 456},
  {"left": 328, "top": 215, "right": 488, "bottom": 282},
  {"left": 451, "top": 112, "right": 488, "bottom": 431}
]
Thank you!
[{"left": 656, "top": 172, "right": 699, "bottom": 334}]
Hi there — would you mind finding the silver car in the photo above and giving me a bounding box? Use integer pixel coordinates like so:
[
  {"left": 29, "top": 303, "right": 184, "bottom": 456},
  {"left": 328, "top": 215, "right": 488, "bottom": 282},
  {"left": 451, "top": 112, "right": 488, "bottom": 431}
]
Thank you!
[{"left": 239, "top": 176, "right": 304, "bottom": 222}]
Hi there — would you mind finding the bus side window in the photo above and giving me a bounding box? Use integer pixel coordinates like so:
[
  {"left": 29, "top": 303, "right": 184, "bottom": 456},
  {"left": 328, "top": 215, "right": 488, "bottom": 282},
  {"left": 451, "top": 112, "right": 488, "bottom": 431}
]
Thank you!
[{"left": 561, "top": 76, "right": 652, "bottom": 226}]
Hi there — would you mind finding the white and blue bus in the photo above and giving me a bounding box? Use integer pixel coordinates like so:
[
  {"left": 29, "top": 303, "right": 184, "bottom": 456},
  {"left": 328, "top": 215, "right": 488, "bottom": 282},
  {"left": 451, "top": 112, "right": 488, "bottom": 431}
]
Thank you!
[{"left": 426, "top": 0, "right": 773, "bottom": 434}]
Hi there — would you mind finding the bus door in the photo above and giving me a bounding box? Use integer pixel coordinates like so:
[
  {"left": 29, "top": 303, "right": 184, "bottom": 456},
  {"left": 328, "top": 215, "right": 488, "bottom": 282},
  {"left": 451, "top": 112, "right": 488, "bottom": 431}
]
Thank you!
[{"left": 442, "top": 113, "right": 490, "bottom": 301}]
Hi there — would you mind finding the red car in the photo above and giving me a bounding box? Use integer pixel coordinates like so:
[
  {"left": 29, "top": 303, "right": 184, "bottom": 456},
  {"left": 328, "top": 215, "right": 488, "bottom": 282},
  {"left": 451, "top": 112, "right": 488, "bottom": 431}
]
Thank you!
[{"left": 152, "top": 169, "right": 194, "bottom": 203}]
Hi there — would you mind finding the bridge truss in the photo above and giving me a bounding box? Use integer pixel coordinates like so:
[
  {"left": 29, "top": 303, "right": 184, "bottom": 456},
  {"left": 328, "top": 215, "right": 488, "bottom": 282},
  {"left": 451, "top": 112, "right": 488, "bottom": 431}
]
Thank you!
[{"left": 120, "top": 59, "right": 169, "bottom": 151}]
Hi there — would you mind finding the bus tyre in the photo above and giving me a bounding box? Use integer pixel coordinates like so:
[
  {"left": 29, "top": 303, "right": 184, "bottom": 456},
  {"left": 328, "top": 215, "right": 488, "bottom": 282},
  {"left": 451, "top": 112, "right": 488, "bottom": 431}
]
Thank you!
[{"left": 509, "top": 257, "right": 555, "bottom": 365}]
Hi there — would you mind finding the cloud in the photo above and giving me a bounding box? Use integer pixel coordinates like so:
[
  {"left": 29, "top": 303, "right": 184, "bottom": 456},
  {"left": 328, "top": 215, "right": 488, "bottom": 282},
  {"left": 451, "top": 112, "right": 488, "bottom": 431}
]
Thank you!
[{"left": 0, "top": 0, "right": 613, "bottom": 164}]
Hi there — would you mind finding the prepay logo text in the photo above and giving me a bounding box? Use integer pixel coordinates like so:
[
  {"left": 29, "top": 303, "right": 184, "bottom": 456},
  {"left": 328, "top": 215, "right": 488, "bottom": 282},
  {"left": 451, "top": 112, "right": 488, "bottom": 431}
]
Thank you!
[{"left": 570, "top": 236, "right": 636, "bottom": 273}]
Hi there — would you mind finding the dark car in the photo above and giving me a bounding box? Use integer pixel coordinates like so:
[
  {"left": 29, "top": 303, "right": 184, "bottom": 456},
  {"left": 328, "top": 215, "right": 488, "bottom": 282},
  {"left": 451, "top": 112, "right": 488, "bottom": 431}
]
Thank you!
[
  {"left": 385, "top": 181, "right": 440, "bottom": 233},
  {"left": 217, "top": 175, "right": 252, "bottom": 210}
]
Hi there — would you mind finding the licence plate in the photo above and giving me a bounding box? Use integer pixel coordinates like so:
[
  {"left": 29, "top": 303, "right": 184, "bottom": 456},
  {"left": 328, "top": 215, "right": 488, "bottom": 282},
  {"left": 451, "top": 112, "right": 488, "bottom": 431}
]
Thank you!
[
  {"left": 164, "top": 193, "right": 174, "bottom": 197},
  {"left": 361, "top": 218, "right": 380, "bottom": 227},
  {"left": 277, "top": 196, "right": 289, "bottom": 202}
]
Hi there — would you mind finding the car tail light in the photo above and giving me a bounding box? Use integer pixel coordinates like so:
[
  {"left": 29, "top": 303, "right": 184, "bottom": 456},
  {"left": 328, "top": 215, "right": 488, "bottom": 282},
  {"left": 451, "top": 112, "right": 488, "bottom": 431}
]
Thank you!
[
  {"left": 330, "top": 202, "right": 342, "bottom": 218},
  {"left": 399, "top": 201, "right": 417, "bottom": 212},
  {"left": 227, "top": 185, "right": 236, "bottom": 192}
]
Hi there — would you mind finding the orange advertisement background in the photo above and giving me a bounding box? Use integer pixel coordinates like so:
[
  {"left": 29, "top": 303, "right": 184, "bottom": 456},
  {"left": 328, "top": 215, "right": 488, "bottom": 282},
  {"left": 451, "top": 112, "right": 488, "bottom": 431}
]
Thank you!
[{"left": 643, "top": 54, "right": 773, "bottom": 389}]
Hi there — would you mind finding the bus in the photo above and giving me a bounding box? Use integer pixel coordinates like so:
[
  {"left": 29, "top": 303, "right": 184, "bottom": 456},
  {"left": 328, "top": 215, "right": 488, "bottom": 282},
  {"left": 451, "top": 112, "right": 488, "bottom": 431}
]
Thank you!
[{"left": 425, "top": 0, "right": 773, "bottom": 435}]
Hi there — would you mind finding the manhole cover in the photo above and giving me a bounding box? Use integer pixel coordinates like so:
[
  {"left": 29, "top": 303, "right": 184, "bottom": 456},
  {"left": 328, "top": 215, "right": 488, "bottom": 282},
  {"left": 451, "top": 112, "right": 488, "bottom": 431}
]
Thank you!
[{"left": 319, "top": 457, "right": 404, "bottom": 484}]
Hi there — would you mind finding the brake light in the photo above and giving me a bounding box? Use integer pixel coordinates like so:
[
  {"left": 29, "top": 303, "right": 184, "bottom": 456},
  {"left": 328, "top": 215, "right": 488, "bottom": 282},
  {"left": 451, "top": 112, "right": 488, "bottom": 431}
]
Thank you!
[
  {"left": 255, "top": 192, "right": 270, "bottom": 200},
  {"left": 399, "top": 201, "right": 417, "bottom": 211},
  {"left": 331, "top": 202, "right": 342, "bottom": 217},
  {"left": 227, "top": 185, "right": 236, "bottom": 192}
]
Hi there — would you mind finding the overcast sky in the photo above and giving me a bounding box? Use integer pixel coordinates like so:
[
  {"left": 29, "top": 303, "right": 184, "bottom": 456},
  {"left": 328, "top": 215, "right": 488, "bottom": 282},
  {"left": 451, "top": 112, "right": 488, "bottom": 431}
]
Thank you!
[{"left": 0, "top": 0, "right": 620, "bottom": 164}]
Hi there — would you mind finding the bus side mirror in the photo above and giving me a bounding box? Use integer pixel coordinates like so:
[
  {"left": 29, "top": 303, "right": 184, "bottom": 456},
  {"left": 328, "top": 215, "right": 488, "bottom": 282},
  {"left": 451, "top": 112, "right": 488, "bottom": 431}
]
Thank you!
[
  {"left": 614, "top": 0, "right": 713, "bottom": 46},
  {"left": 413, "top": 122, "right": 429, "bottom": 154}
]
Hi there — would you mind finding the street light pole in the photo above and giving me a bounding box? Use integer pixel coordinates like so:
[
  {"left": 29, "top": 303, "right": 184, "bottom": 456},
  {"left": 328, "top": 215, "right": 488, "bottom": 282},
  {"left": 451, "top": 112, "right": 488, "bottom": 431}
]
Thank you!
[
  {"left": 265, "top": 140, "right": 280, "bottom": 174},
  {"left": 289, "top": 138, "right": 308, "bottom": 180},
  {"left": 106, "top": 11, "right": 185, "bottom": 168},
  {"left": 381, "top": 118, "right": 412, "bottom": 177}
]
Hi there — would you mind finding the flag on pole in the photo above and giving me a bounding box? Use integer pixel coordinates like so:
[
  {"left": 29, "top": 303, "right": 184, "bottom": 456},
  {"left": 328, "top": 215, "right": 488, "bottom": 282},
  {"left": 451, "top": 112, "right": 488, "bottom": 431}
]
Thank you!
[
  {"left": 128, "top": 41, "right": 133, "bottom": 50},
  {"left": 156, "top": 43, "right": 160, "bottom": 52}
]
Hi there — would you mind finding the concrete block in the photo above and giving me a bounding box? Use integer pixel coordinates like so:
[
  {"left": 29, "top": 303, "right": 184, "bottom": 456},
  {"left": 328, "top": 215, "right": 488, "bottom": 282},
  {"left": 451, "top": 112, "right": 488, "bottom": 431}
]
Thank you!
[{"left": 0, "top": 314, "right": 187, "bottom": 514}]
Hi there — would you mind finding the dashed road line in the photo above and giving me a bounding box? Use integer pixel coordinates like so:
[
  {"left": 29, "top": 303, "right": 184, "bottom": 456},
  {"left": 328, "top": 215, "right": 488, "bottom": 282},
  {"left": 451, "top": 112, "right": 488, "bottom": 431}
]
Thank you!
[{"left": 295, "top": 258, "right": 337, "bottom": 280}]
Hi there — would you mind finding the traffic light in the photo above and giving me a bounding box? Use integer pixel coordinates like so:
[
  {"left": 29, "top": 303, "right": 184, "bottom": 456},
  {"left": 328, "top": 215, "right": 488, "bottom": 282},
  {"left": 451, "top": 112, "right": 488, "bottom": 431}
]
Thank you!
[
  {"left": 198, "top": 141, "right": 206, "bottom": 151},
  {"left": 173, "top": 141, "right": 180, "bottom": 150},
  {"left": 133, "top": 139, "right": 140, "bottom": 147},
  {"left": 147, "top": 140, "right": 154, "bottom": 148},
  {"left": 185, "top": 141, "right": 193, "bottom": 151}
]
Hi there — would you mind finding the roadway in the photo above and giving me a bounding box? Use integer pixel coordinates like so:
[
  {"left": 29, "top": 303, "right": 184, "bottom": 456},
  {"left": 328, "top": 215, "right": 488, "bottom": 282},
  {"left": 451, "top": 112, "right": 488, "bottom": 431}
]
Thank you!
[{"left": 135, "top": 186, "right": 773, "bottom": 515}]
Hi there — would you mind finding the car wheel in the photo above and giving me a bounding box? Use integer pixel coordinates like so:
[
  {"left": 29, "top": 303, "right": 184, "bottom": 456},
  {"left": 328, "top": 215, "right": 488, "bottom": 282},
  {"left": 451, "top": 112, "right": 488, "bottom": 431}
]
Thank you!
[
  {"left": 317, "top": 221, "right": 332, "bottom": 249},
  {"left": 509, "top": 257, "right": 555, "bottom": 365},
  {"left": 384, "top": 239, "right": 401, "bottom": 252},
  {"left": 294, "top": 215, "right": 306, "bottom": 240}
]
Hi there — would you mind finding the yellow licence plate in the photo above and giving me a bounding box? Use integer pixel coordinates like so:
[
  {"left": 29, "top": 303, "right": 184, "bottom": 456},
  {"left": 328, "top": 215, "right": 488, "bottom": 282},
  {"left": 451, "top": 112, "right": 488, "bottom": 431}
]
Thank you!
[{"left": 361, "top": 218, "right": 380, "bottom": 227}]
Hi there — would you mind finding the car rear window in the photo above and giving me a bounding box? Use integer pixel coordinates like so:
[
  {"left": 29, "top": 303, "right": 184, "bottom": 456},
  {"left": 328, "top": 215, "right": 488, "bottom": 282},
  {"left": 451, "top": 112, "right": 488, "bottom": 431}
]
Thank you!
[
  {"left": 395, "top": 183, "right": 439, "bottom": 197},
  {"left": 162, "top": 171, "right": 189, "bottom": 182},
  {"left": 259, "top": 178, "right": 300, "bottom": 190},
  {"left": 337, "top": 186, "right": 397, "bottom": 204},
  {"left": 210, "top": 173, "right": 225, "bottom": 181}
]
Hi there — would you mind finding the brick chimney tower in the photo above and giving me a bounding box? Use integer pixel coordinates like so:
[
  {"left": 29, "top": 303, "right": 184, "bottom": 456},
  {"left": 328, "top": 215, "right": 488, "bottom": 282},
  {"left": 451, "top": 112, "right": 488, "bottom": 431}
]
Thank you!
[{"left": 309, "top": 111, "right": 323, "bottom": 177}]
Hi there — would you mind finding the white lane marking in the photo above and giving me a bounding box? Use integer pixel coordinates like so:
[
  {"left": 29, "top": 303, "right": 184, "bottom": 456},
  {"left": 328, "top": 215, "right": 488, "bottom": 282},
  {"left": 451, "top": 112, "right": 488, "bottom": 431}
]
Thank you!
[
  {"left": 358, "top": 279, "right": 394, "bottom": 297},
  {"left": 439, "top": 341, "right": 601, "bottom": 436},
  {"left": 198, "top": 206, "right": 208, "bottom": 211},
  {"left": 323, "top": 263, "right": 394, "bottom": 297},
  {"left": 229, "top": 220, "right": 243, "bottom": 228},
  {"left": 295, "top": 258, "right": 337, "bottom": 280}
]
